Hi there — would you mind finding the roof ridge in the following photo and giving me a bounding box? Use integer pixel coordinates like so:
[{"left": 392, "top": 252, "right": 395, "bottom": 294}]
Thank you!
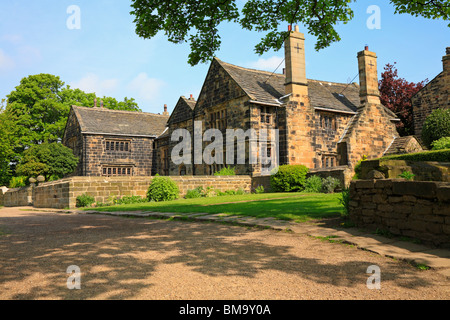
[
  {"left": 215, "top": 57, "right": 285, "bottom": 78},
  {"left": 71, "top": 105, "right": 169, "bottom": 117}
]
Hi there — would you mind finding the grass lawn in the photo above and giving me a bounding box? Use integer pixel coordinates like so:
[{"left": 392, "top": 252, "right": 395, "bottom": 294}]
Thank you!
[{"left": 87, "top": 192, "right": 344, "bottom": 223}]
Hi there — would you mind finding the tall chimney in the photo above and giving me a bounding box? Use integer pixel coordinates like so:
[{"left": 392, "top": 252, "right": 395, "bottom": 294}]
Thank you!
[
  {"left": 284, "top": 25, "right": 308, "bottom": 98},
  {"left": 357, "top": 46, "right": 380, "bottom": 105},
  {"left": 163, "top": 104, "right": 169, "bottom": 116},
  {"left": 443, "top": 47, "right": 450, "bottom": 73}
]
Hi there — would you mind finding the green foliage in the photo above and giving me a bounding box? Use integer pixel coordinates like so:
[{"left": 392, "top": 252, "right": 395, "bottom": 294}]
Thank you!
[
  {"left": 431, "top": 137, "right": 450, "bottom": 150},
  {"left": 9, "top": 176, "right": 28, "bottom": 188},
  {"left": 130, "top": 0, "right": 449, "bottom": 66},
  {"left": 304, "top": 176, "right": 323, "bottom": 193},
  {"left": 270, "top": 165, "right": 309, "bottom": 192},
  {"left": 421, "top": 108, "right": 450, "bottom": 147},
  {"left": 185, "top": 187, "right": 205, "bottom": 199},
  {"left": 254, "top": 185, "right": 265, "bottom": 194},
  {"left": 147, "top": 176, "right": 180, "bottom": 202},
  {"left": 338, "top": 188, "right": 350, "bottom": 217},
  {"left": 353, "top": 155, "right": 368, "bottom": 180},
  {"left": 116, "top": 195, "right": 148, "bottom": 205},
  {"left": 380, "top": 149, "right": 450, "bottom": 162},
  {"left": 16, "top": 142, "right": 78, "bottom": 181},
  {"left": 321, "top": 176, "right": 341, "bottom": 194},
  {"left": 398, "top": 170, "right": 415, "bottom": 180},
  {"left": 214, "top": 166, "right": 236, "bottom": 176},
  {"left": 76, "top": 194, "right": 95, "bottom": 208}
]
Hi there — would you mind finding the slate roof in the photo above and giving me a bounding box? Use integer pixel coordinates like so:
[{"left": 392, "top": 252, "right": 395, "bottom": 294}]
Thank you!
[
  {"left": 216, "top": 58, "right": 361, "bottom": 114},
  {"left": 71, "top": 105, "right": 169, "bottom": 137}
]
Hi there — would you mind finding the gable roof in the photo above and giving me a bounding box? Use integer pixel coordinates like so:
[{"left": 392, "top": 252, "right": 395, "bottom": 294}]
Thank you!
[
  {"left": 167, "top": 96, "right": 196, "bottom": 125},
  {"left": 215, "top": 58, "right": 360, "bottom": 114},
  {"left": 70, "top": 105, "right": 169, "bottom": 137}
]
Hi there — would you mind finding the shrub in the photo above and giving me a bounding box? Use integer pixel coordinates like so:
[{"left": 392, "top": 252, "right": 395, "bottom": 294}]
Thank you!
[
  {"left": 421, "top": 108, "right": 450, "bottom": 147},
  {"left": 270, "top": 165, "right": 309, "bottom": 192},
  {"left": 338, "top": 188, "right": 350, "bottom": 217},
  {"left": 116, "top": 195, "right": 148, "bottom": 205},
  {"left": 431, "top": 137, "right": 450, "bottom": 150},
  {"left": 185, "top": 187, "right": 204, "bottom": 199},
  {"left": 353, "top": 155, "right": 368, "bottom": 180},
  {"left": 214, "top": 166, "right": 236, "bottom": 176},
  {"left": 236, "top": 188, "right": 246, "bottom": 195},
  {"left": 9, "top": 176, "right": 28, "bottom": 188},
  {"left": 321, "top": 177, "right": 341, "bottom": 193},
  {"left": 147, "top": 176, "right": 179, "bottom": 202},
  {"left": 304, "top": 176, "right": 323, "bottom": 193},
  {"left": 76, "top": 193, "right": 95, "bottom": 208},
  {"left": 398, "top": 170, "right": 415, "bottom": 180},
  {"left": 254, "top": 185, "right": 265, "bottom": 194},
  {"left": 380, "top": 149, "right": 450, "bottom": 162}
]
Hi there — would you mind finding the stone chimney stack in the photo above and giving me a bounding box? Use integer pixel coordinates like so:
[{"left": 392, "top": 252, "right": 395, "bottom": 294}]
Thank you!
[
  {"left": 284, "top": 25, "right": 308, "bottom": 98},
  {"left": 443, "top": 47, "right": 450, "bottom": 74},
  {"left": 163, "top": 104, "right": 169, "bottom": 116},
  {"left": 357, "top": 46, "right": 380, "bottom": 105}
]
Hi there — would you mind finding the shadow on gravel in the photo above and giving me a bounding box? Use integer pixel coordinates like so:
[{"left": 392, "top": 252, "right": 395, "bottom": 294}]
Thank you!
[{"left": 0, "top": 210, "right": 439, "bottom": 299}]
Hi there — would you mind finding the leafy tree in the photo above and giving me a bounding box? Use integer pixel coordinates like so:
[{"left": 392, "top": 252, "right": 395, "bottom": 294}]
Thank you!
[
  {"left": 1, "top": 74, "right": 141, "bottom": 182},
  {"left": 379, "top": 63, "right": 427, "bottom": 136},
  {"left": 15, "top": 142, "right": 79, "bottom": 181},
  {"left": 130, "top": 0, "right": 450, "bottom": 66},
  {"left": 421, "top": 108, "right": 450, "bottom": 147}
]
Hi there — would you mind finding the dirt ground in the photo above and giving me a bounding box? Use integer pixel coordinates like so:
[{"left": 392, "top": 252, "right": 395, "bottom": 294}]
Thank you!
[{"left": 0, "top": 206, "right": 448, "bottom": 300}]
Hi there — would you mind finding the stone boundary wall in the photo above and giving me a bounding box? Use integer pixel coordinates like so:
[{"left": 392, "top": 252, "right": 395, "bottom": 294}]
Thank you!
[
  {"left": 349, "top": 179, "right": 450, "bottom": 247},
  {"left": 30, "top": 176, "right": 252, "bottom": 209},
  {"left": 2, "top": 187, "right": 33, "bottom": 207}
]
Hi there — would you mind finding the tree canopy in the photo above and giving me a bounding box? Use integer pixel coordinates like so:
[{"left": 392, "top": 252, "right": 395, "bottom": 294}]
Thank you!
[
  {"left": 0, "top": 73, "right": 141, "bottom": 186},
  {"left": 379, "top": 63, "right": 427, "bottom": 136},
  {"left": 15, "top": 142, "right": 79, "bottom": 181},
  {"left": 130, "top": 0, "right": 450, "bottom": 66}
]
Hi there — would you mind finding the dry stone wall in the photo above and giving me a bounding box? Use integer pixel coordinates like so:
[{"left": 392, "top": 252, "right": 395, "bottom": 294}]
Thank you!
[{"left": 349, "top": 179, "right": 450, "bottom": 247}]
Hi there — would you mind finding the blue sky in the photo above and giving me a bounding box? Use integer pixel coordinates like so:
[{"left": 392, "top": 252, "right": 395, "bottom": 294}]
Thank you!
[{"left": 0, "top": 0, "right": 448, "bottom": 114}]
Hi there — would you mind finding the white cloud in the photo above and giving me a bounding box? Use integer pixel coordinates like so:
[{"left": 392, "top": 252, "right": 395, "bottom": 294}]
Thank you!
[
  {"left": 0, "top": 49, "right": 15, "bottom": 71},
  {"left": 126, "top": 72, "right": 166, "bottom": 102},
  {"left": 246, "top": 56, "right": 285, "bottom": 72},
  {"left": 70, "top": 73, "right": 119, "bottom": 97}
]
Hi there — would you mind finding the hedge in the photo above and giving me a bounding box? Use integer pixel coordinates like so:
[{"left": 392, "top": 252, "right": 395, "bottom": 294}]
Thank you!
[{"left": 380, "top": 149, "right": 450, "bottom": 162}]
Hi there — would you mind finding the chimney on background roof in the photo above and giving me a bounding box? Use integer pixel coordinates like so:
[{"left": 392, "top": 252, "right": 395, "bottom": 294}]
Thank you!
[
  {"left": 357, "top": 46, "right": 380, "bottom": 105},
  {"left": 284, "top": 25, "right": 308, "bottom": 99},
  {"left": 163, "top": 104, "right": 169, "bottom": 116},
  {"left": 443, "top": 47, "right": 450, "bottom": 74},
  {"left": 100, "top": 100, "right": 104, "bottom": 108},
  {"left": 94, "top": 98, "right": 97, "bottom": 108}
]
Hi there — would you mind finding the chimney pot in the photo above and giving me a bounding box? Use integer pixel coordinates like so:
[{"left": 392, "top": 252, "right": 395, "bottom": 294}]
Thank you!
[
  {"left": 288, "top": 25, "right": 292, "bottom": 31},
  {"left": 446, "top": 47, "right": 450, "bottom": 55},
  {"left": 190, "top": 94, "right": 193, "bottom": 100},
  {"left": 365, "top": 45, "right": 369, "bottom": 51}
]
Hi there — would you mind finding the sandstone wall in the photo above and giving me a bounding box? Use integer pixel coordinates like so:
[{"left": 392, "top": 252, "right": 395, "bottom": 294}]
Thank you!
[{"left": 349, "top": 179, "right": 450, "bottom": 247}]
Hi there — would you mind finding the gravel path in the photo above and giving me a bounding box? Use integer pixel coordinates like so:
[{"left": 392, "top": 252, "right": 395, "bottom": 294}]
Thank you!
[{"left": 0, "top": 207, "right": 448, "bottom": 300}]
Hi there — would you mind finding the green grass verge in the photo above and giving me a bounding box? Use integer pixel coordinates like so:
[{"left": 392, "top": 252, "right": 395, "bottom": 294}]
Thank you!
[{"left": 86, "top": 192, "right": 343, "bottom": 223}]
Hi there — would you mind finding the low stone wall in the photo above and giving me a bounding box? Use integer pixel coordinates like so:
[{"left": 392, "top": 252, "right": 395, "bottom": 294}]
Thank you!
[
  {"left": 31, "top": 175, "right": 253, "bottom": 209},
  {"left": 349, "top": 179, "right": 450, "bottom": 247},
  {"left": 360, "top": 159, "right": 450, "bottom": 182},
  {"left": 2, "top": 187, "right": 33, "bottom": 207},
  {"left": 307, "top": 166, "right": 353, "bottom": 188}
]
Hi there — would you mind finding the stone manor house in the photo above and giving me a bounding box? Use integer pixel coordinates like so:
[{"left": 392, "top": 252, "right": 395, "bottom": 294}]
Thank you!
[{"left": 63, "top": 26, "right": 429, "bottom": 178}]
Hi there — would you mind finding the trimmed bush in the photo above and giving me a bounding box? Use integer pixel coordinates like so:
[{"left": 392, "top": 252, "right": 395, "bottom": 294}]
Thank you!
[
  {"left": 76, "top": 193, "right": 95, "bottom": 208},
  {"left": 304, "top": 176, "right": 323, "bottom": 193},
  {"left": 431, "top": 137, "right": 450, "bottom": 150},
  {"left": 321, "top": 176, "right": 341, "bottom": 193},
  {"left": 421, "top": 108, "right": 450, "bottom": 147},
  {"left": 380, "top": 149, "right": 450, "bottom": 162},
  {"left": 270, "top": 165, "right": 309, "bottom": 192},
  {"left": 147, "top": 176, "right": 179, "bottom": 202}
]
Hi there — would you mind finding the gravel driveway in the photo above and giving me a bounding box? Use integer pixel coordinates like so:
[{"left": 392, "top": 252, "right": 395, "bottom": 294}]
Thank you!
[{"left": 0, "top": 207, "right": 448, "bottom": 300}]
